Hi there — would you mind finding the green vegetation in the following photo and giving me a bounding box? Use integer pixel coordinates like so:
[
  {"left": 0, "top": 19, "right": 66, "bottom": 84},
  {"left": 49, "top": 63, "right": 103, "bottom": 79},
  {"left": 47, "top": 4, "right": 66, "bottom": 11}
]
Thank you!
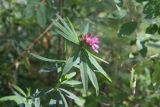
[{"left": 0, "top": 0, "right": 160, "bottom": 107}]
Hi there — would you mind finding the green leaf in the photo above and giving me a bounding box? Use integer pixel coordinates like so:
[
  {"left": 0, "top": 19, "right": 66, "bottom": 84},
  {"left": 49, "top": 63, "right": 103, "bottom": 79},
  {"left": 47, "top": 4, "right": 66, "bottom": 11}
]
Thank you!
[
  {"left": 55, "top": 29, "right": 75, "bottom": 43},
  {"left": 87, "top": 52, "right": 112, "bottom": 82},
  {"left": 136, "top": 0, "right": 148, "bottom": 3},
  {"left": 83, "top": 23, "right": 89, "bottom": 35},
  {"left": 139, "top": 46, "right": 148, "bottom": 57},
  {"left": 65, "top": 72, "right": 76, "bottom": 79},
  {"left": 152, "top": 62, "right": 160, "bottom": 84},
  {"left": 87, "top": 67, "right": 99, "bottom": 95},
  {"left": 58, "top": 90, "right": 68, "bottom": 107},
  {"left": 24, "top": 102, "right": 32, "bottom": 107},
  {"left": 29, "top": 52, "right": 65, "bottom": 62},
  {"left": 11, "top": 84, "right": 26, "bottom": 97},
  {"left": 27, "top": 0, "right": 39, "bottom": 5},
  {"left": 86, "top": 50, "right": 109, "bottom": 64},
  {"left": 67, "top": 18, "right": 79, "bottom": 40},
  {"left": 108, "top": 9, "right": 127, "bottom": 19},
  {"left": 34, "top": 98, "right": 40, "bottom": 107},
  {"left": 24, "top": 5, "right": 34, "bottom": 18},
  {"left": 80, "top": 57, "right": 89, "bottom": 93},
  {"left": 118, "top": 21, "right": 137, "bottom": 37},
  {"left": 59, "top": 88, "right": 84, "bottom": 106},
  {"left": 24, "top": 0, "right": 40, "bottom": 18},
  {"left": 53, "top": 15, "right": 79, "bottom": 44},
  {"left": 158, "top": 27, "right": 160, "bottom": 35},
  {"left": 62, "top": 80, "right": 82, "bottom": 85},
  {"left": 57, "top": 15, "right": 77, "bottom": 39},
  {"left": 36, "top": 3, "right": 47, "bottom": 28},
  {"left": 59, "top": 88, "right": 78, "bottom": 100},
  {"left": 62, "top": 51, "right": 79, "bottom": 75},
  {"left": 0, "top": 96, "right": 23, "bottom": 105},
  {"left": 146, "top": 24, "right": 158, "bottom": 34}
]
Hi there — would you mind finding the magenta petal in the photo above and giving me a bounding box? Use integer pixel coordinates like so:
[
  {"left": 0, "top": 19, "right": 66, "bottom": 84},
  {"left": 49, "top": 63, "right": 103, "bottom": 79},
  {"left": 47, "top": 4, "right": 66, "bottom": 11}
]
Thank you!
[
  {"left": 83, "top": 32, "right": 100, "bottom": 53},
  {"left": 93, "top": 37, "right": 99, "bottom": 43},
  {"left": 83, "top": 35, "right": 92, "bottom": 45},
  {"left": 88, "top": 32, "right": 92, "bottom": 37},
  {"left": 92, "top": 47, "right": 99, "bottom": 53},
  {"left": 91, "top": 44, "right": 99, "bottom": 53}
]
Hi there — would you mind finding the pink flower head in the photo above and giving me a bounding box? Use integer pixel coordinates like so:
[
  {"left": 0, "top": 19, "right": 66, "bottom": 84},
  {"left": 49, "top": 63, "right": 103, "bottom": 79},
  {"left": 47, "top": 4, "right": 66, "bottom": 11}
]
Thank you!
[{"left": 83, "top": 32, "right": 100, "bottom": 53}]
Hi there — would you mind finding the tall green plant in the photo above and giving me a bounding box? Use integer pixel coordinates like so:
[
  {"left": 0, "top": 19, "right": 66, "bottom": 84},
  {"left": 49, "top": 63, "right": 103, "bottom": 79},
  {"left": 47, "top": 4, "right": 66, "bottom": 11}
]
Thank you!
[{"left": 0, "top": 15, "right": 111, "bottom": 107}]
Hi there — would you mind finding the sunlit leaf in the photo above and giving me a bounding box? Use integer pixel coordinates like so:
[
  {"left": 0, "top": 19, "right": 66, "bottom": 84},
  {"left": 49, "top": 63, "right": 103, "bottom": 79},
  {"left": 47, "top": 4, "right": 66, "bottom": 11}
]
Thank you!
[
  {"left": 86, "top": 50, "right": 109, "bottom": 64},
  {"left": 55, "top": 29, "right": 75, "bottom": 43},
  {"left": 60, "top": 88, "right": 78, "bottom": 99},
  {"left": 11, "top": 84, "right": 26, "bottom": 97},
  {"left": 58, "top": 90, "right": 68, "bottom": 107},
  {"left": 34, "top": 98, "right": 40, "bottom": 107},
  {"left": 87, "top": 67, "right": 99, "bottom": 95},
  {"left": 0, "top": 96, "right": 23, "bottom": 105},
  {"left": 87, "top": 51, "right": 112, "bottom": 82},
  {"left": 80, "top": 54, "right": 89, "bottom": 93},
  {"left": 62, "top": 80, "right": 82, "bottom": 86},
  {"left": 65, "top": 72, "right": 76, "bottom": 79},
  {"left": 62, "top": 51, "right": 79, "bottom": 75},
  {"left": 67, "top": 18, "right": 79, "bottom": 40},
  {"left": 53, "top": 15, "right": 79, "bottom": 44}
]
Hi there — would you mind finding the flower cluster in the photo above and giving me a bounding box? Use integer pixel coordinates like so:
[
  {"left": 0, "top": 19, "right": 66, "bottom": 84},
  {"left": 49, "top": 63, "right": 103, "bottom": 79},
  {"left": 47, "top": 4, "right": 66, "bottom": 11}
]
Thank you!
[{"left": 83, "top": 32, "right": 100, "bottom": 53}]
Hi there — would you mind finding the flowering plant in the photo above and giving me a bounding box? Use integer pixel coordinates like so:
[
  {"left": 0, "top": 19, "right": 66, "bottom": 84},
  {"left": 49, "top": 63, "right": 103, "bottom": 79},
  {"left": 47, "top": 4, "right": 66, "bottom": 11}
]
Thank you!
[
  {"left": 0, "top": 15, "right": 111, "bottom": 107},
  {"left": 83, "top": 32, "right": 100, "bottom": 53}
]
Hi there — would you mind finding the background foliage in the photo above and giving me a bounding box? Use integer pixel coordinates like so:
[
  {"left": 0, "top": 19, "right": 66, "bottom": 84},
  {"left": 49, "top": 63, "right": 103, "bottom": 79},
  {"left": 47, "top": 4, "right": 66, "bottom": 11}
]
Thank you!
[{"left": 0, "top": 0, "right": 160, "bottom": 107}]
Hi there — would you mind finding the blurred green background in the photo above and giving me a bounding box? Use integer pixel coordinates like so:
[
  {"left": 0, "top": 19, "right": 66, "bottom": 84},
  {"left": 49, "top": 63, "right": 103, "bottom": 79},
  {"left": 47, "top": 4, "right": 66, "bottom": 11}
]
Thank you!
[{"left": 0, "top": 0, "right": 160, "bottom": 106}]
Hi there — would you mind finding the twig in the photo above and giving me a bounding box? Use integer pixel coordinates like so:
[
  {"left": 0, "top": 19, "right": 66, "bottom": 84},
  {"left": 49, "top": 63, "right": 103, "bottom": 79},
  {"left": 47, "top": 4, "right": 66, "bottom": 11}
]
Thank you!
[{"left": 28, "top": 18, "right": 59, "bottom": 50}]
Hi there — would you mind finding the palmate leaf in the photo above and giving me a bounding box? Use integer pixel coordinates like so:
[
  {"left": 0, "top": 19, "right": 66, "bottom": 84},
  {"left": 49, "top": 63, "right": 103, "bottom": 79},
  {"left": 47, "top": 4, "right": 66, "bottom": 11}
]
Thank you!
[{"left": 52, "top": 15, "right": 79, "bottom": 45}]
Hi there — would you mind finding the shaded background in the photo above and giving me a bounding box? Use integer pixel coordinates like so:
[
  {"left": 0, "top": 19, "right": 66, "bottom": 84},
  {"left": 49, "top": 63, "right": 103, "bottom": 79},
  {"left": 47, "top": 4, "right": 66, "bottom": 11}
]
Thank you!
[{"left": 0, "top": 0, "right": 160, "bottom": 106}]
